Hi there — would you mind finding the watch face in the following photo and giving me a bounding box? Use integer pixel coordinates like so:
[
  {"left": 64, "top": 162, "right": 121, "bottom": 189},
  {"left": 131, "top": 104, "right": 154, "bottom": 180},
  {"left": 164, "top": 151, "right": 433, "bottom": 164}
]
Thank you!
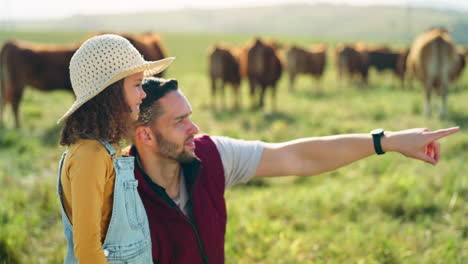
[{"left": 371, "top": 128, "right": 384, "bottom": 135}]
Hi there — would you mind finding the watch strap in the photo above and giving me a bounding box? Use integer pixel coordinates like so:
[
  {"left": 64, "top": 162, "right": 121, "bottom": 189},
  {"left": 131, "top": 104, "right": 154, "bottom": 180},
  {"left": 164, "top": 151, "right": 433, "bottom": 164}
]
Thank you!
[{"left": 371, "top": 129, "right": 385, "bottom": 155}]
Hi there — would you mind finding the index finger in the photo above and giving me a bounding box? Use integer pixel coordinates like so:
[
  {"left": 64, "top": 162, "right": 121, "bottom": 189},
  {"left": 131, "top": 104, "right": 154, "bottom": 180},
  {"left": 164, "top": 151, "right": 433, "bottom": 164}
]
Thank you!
[{"left": 425, "top": 127, "right": 460, "bottom": 141}]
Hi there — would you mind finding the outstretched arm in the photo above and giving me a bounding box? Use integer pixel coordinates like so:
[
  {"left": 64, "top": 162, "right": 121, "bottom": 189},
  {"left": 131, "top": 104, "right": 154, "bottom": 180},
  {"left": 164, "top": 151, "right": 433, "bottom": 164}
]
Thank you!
[{"left": 254, "top": 127, "right": 460, "bottom": 178}]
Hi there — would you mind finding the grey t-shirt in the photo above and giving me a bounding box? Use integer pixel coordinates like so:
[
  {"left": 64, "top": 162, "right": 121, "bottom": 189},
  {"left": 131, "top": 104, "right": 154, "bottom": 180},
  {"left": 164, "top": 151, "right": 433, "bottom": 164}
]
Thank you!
[{"left": 174, "top": 136, "right": 265, "bottom": 214}]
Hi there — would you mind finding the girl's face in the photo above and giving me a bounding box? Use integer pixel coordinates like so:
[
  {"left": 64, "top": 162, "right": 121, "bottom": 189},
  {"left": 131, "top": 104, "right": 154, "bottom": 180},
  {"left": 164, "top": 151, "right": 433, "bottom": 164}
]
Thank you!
[{"left": 123, "top": 72, "right": 146, "bottom": 121}]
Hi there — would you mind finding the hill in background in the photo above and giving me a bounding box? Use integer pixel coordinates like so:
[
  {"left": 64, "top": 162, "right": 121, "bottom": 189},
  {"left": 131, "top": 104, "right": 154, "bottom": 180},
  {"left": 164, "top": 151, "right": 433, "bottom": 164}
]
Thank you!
[{"left": 4, "top": 3, "right": 468, "bottom": 44}]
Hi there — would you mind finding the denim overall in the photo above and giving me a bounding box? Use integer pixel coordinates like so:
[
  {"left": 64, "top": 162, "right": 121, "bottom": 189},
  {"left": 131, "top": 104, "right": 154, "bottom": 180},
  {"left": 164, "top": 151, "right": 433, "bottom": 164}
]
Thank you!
[{"left": 57, "top": 140, "right": 153, "bottom": 264}]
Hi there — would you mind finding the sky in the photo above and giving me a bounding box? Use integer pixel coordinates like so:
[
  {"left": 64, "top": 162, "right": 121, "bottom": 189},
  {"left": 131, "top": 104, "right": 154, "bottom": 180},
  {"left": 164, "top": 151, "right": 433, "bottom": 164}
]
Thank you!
[{"left": 1, "top": 0, "right": 467, "bottom": 21}]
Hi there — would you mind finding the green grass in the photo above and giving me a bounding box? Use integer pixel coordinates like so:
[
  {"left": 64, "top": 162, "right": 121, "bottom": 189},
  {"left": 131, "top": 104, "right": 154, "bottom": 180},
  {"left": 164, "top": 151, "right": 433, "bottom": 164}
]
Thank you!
[{"left": 0, "top": 30, "right": 467, "bottom": 263}]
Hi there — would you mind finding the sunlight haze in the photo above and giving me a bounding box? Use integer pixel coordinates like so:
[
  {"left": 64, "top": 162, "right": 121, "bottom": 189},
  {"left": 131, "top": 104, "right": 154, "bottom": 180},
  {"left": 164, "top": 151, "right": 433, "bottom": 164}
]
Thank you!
[{"left": 1, "top": 0, "right": 466, "bottom": 21}]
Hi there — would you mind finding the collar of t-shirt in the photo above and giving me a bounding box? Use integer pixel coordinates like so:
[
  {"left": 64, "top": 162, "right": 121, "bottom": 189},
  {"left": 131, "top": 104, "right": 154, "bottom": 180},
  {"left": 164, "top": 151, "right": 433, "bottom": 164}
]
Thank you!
[
  {"left": 134, "top": 150, "right": 190, "bottom": 216},
  {"left": 172, "top": 171, "right": 189, "bottom": 215}
]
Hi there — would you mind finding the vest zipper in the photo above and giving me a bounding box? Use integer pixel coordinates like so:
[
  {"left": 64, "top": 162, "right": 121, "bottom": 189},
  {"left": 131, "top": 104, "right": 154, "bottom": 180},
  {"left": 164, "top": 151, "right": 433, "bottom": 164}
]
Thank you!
[
  {"left": 184, "top": 163, "right": 210, "bottom": 264},
  {"left": 173, "top": 208, "right": 209, "bottom": 264}
]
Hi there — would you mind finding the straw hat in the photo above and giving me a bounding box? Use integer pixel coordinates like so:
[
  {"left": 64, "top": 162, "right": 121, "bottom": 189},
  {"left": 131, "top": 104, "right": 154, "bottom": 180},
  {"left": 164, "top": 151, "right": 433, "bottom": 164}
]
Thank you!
[{"left": 57, "top": 34, "right": 175, "bottom": 123}]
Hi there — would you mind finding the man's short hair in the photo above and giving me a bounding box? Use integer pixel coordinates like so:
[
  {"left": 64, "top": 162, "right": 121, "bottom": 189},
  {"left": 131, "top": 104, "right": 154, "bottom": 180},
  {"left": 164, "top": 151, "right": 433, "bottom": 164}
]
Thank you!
[{"left": 138, "top": 77, "right": 178, "bottom": 125}]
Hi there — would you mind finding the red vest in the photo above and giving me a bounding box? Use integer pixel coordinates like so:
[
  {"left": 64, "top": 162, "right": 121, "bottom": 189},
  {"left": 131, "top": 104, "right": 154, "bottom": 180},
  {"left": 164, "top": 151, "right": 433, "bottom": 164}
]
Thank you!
[{"left": 130, "top": 135, "right": 226, "bottom": 264}]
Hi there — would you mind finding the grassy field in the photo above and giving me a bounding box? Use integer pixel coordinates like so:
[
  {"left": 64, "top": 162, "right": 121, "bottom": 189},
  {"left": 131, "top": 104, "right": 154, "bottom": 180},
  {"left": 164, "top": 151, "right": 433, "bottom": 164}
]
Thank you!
[{"left": 0, "top": 30, "right": 467, "bottom": 264}]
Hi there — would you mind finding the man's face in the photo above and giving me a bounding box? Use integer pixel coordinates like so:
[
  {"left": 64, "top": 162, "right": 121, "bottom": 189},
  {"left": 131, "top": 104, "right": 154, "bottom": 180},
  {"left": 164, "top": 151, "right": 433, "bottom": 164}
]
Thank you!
[{"left": 151, "top": 90, "right": 199, "bottom": 163}]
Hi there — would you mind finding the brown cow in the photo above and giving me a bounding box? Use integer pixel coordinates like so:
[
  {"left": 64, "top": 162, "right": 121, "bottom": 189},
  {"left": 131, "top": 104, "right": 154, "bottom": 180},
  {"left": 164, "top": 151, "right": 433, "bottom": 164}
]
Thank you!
[
  {"left": 396, "top": 48, "right": 410, "bottom": 88},
  {"left": 130, "top": 32, "right": 168, "bottom": 77},
  {"left": 406, "top": 28, "right": 462, "bottom": 118},
  {"left": 0, "top": 40, "right": 77, "bottom": 128},
  {"left": 208, "top": 44, "right": 241, "bottom": 109},
  {"left": 451, "top": 48, "right": 467, "bottom": 82},
  {"left": 335, "top": 43, "right": 369, "bottom": 87},
  {"left": 0, "top": 33, "right": 168, "bottom": 128},
  {"left": 366, "top": 46, "right": 412, "bottom": 87},
  {"left": 245, "top": 38, "right": 283, "bottom": 109},
  {"left": 287, "top": 44, "right": 327, "bottom": 92},
  {"left": 448, "top": 48, "right": 467, "bottom": 92},
  {"left": 367, "top": 47, "right": 399, "bottom": 74},
  {"left": 233, "top": 45, "right": 248, "bottom": 79}
]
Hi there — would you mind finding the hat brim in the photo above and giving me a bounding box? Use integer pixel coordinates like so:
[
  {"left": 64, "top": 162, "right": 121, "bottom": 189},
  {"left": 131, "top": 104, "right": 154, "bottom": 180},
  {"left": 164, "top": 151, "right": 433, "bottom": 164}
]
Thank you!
[{"left": 57, "top": 57, "right": 175, "bottom": 124}]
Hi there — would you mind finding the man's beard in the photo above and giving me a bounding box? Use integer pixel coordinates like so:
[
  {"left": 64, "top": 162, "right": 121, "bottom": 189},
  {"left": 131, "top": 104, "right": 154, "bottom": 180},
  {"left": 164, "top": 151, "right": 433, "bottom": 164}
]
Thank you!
[{"left": 154, "top": 131, "right": 195, "bottom": 164}]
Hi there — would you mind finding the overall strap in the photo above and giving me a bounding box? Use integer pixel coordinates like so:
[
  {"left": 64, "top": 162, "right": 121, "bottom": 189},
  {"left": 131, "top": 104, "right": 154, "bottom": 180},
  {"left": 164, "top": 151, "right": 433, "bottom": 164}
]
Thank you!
[
  {"left": 57, "top": 151, "right": 67, "bottom": 196},
  {"left": 98, "top": 139, "right": 116, "bottom": 157},
  {"left": 57, "top": 150, "right": 75, "bottom": 227}
]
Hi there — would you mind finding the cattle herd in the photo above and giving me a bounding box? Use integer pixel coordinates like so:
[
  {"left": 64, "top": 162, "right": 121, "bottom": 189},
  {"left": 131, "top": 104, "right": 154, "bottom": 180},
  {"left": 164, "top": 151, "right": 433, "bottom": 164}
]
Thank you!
[
  {"left": 0, "top": 27, "right": 466, "bottom": 128},
  {"left": 209, "top": 27, "right": 466, "bottom": 119}
]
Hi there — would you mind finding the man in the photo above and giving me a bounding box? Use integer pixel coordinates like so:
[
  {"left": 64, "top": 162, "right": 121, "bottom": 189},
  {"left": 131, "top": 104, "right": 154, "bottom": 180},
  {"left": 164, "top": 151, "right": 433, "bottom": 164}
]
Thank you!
[{"left": 129, "top": 77, "right": 459, "bottom": 264}]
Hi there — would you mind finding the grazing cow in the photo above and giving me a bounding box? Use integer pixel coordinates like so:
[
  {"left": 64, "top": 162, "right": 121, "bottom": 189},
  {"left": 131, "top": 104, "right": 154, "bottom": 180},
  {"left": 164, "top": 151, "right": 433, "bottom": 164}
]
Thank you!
[
  {"left": 245, "top": 38, "right": 283, "bottom": 109},
  {"left": 367, "top": 47, "right": 399, "bottom": 73},
  {"left": 396, "top": 48, "right": 410, "bottom": 88},
  {"left": 208, "top": 45, "right": 241, "bottom": 109},
  {"left": 234, "top": 45, "right": 249, "bottom": 80},
  {"left": 367, "top": 46, "right": 413, "bottom": 87},
  {"left": 335, "top": 43, "right": 369, "bottom": 87},
  {"left": 287, "top": 44, "right": 327, "bottom": 92},
  {"left": 131, "top": 32, "right": 168, "bottom": 77},
  {"left": 447, "top": 48, "right": 467, "bottom": 92},
  {"left": 406, "top": 28, "right": 461, "bottom": 118},
  {"left": 0, "top": 33, "right": 168, "bottom": 128},
  {"left": 451, "top": 48, "right": 467, "bottom": 82},
  {"left": 0, "top": 40, "right": 77, "bottom": 128}
]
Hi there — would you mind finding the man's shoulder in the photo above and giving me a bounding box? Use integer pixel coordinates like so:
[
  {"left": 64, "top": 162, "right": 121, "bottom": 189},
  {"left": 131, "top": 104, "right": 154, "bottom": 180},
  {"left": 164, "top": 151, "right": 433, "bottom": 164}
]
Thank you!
[
  {"left": 194, "top": 134, "right": 218, "bottom": 148},
  {"left": 195, "top": 134, "right": 212, "bottom": 142},
  {"left": 195, "top": 134, "right": 223, "bottom": 160},
  {"left": 194, "top": 134, "right": 217, "bottom": 154}
]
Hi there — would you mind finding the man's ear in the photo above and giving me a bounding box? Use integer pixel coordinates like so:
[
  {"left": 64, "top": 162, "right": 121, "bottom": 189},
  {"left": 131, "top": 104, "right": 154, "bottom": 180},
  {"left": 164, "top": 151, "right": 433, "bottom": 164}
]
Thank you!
[{"left": 135, "top": 125, "right": 154, "bottom": 147}]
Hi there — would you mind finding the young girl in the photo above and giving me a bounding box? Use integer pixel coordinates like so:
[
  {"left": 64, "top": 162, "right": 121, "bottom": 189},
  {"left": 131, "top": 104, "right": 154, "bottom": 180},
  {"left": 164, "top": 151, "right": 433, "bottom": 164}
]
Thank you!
[{"left": 57, "top": 34, "right": 174, "bottom": 263}]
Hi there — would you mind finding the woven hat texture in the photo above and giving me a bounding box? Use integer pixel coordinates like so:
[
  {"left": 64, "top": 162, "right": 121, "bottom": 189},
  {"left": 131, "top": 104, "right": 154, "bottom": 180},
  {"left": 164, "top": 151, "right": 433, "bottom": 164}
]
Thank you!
[{"left": 57, "top": 34, "right": 174, "bottom": 123}]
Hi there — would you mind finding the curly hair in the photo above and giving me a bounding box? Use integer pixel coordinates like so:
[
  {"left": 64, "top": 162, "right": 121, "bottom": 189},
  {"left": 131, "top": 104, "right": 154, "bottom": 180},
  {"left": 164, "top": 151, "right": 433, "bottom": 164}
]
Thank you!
[{"left": 59, "top": 79, "right": 133, "bottom": 146}]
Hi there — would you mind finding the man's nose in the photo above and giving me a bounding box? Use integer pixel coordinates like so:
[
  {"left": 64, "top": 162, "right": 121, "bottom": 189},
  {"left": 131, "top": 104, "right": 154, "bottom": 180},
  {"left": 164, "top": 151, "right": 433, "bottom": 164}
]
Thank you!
[{"left": 189, "top": 120, "right": 199, "bottom": 135}]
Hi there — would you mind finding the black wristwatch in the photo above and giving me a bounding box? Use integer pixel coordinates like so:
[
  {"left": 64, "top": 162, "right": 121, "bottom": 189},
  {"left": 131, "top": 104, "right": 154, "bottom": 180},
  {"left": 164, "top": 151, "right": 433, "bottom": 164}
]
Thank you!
[{"left": 371, "top": 128, "right": 386, "bottom": 155}]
